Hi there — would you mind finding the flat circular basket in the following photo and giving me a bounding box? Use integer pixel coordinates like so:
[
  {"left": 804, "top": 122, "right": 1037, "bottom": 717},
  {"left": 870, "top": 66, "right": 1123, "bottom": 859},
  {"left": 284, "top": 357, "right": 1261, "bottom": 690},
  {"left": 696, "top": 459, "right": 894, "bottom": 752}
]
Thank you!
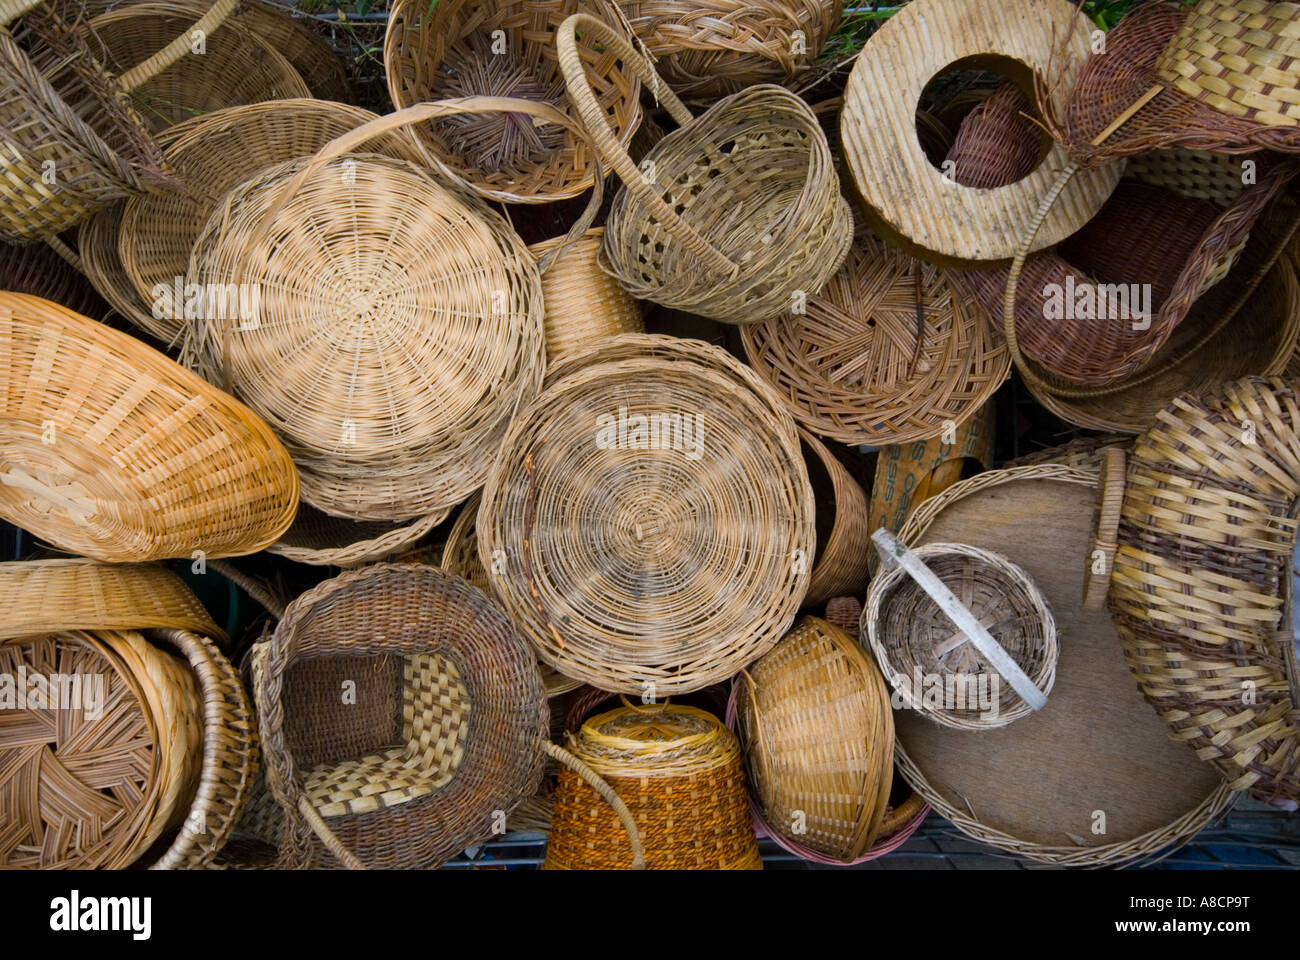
[
  {"left": 740, "top": 226, "right": 1008, "bottom": 446},
  {"left": 729, "top": 616, "right": 894, "bottom": 863},
  {"left": 544, "top": 702, "right": 761, "bottom": 870},
  {"left": 183, "top": 101, "right": 555, "bottom": 522},
  {"left": 1110, "top": 377, "right": 1300, "bottom": 804},
  {"left": 0, "top": 292, "right": 299, "bottom": 561},
  {"left": 889, "top": 463, "right": 1233, "bottom": 866},
  {"left": 384, "top": 0, "right": 640, "bottom": 203},
  {"left": 478, "top": 336, "right": 814, "bottom": 696}
]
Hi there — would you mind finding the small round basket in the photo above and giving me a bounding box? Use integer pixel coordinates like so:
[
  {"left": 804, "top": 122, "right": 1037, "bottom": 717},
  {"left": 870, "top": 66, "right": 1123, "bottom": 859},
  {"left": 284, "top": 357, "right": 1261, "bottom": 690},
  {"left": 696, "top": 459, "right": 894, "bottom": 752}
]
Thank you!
[{"left": 865, "top": 533, "right": 1058, "bottom": 731}]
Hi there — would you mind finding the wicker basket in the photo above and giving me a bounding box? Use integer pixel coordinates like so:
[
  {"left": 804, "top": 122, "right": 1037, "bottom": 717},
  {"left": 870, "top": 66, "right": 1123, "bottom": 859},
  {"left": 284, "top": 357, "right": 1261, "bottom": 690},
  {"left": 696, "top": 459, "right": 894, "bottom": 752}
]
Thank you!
[
  {"left": 478, "top": 335, "right": 814, "bottom": 696},
  {"left": 267, "top": 500, "right": 450, "bottom": 569},
  {"left": 865, "top": 532, "right": 1058, "bottom": 731},
  {"left": 616, "top": 0, "right": 843, "bottom": 98},
  {"left": 800, "top": 430, "right": 868, "bottom": 607},
  {"left": 891, "top": 463, "right": 1234, "bottom": 866},
  {"left": 80, "top": 1, "right": 310, "bottom": 133},
  {"left": 251, "top": 563, "right": 642, "bottom": 869},
  {"left": 740, "top": 226, "right": 1008, "bottom": 446},
  {"left": 240, "top": 0, "right": 350, "bottom": 102},
  {"left": 0, "top": 237, "right": 107, "bottom": 317},
  {"left": 728, "top": 616, "right": 894, "bottom": 863},
  {"left": 120, "top": 98, "right": 425, "bottom": 343},
  {"left": 182, "top": 101, "right": 573, "bottom": 523},
  {"left": 527, "top": 227, "right": 644, "bottom": 362},
  {"left": 545, "top": 701, "right": 760, "bottom": 869},
  {"left": 0, "top": 558, "right": 256, "bottom": 870},
  {"left": 1109, "top": 377, "right": 1300, "bottom": 804},
  {"left": 0, "top": 0, "right": 238, "bottom": 244},
  {"left": 558, "top": 12, "right": 852, "bottom": 325},
  {"left": 0, "top": 291, "right": 299, "bottom": 561},
  {"left": 78, "top": 200, "right": 164, "bottom": 335},
  {"left": 384, "top": 0, "right": 640, "bottom": 204}
]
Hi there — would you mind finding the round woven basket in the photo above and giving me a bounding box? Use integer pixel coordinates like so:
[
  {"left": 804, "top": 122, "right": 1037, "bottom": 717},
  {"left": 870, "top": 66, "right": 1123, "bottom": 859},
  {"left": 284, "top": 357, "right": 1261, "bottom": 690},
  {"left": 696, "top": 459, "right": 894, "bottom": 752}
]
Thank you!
[
  {"left": 0, "top": 292, "right": 299, "bottom": 561},
  {"left": 79, "top": 1, "right": 310, "bottom": 133},
  {"left": 1109, "top": 377, "right": 1300, "bottom": 804},
  {"left": 800, "top": 430, "right": 869, "bottom": 607},
  {"left": 251, "top": 563, "right": 641, "bottom": 869},
  {"left": 267, "top": 500, "right": 450, "bottom": 569},
  {"left": 478, "top": 335, "right": 814, "bottom": 696},
  {"left": 79, "top": 200, "right": 165, "bottom": 336},
  {"left": 0, "top": 237, "right": 108, "bottom": 318},
  {"left": 240, "top": 0, "right": 350, "bottom": 102},
  {"left": 0, "top": 559, "right": 256, "bottom": 870},
  {"left": 384, "top": 0, "right": 640, "bottom": 204},
  {"left": 545, "top": 701, "right": 761, "bottom": 870},
  {"left": 527, "top": 227, "right": 644, "bottom": 362},
  {"left": 120, "top": 98, "right": 425, "bottom": 344},
  {"left": 182, "top": 101, "right": 562, "bottom": 522},
  {"left": 865, "top": 538, "right": 1058, "bottom": 731},
  {"left": 617, "top": 0, "right": 843, "bottom": 99},
  {"left": 740, "top": 226, "right": 1008, "bottom": 446},
  {"left": 891, "top": 463, "right": 1234, "bottom": 866},
  {"left": 728, "top": 616, "right": 894, "bottom": 863},
  {"left": 558, "top": 12, "right": 852, "bottom": 325}
]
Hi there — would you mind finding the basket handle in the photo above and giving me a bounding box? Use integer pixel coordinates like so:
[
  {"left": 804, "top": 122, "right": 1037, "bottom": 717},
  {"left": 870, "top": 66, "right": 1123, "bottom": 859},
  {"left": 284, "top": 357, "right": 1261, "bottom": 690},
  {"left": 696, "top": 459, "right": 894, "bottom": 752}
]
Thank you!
[
  {"left": 556, "top": 13, "right": 739, "bottom": 279},
  {"left": 113, "top": 0, "right": 240, "bottom": 93},
  {"left": 543, "top": 740, "right": 646, "bottom": 869},
  {"left": 871, "top": 529, "right": 1047, "bottom": 711}
]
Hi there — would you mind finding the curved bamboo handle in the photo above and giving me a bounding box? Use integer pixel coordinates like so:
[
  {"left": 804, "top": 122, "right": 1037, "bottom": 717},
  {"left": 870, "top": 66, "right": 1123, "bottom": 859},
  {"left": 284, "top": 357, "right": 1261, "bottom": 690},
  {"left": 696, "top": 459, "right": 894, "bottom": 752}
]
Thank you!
[
  {"left": 297, "top": 796, "right": 366, "bottom": 870},
  {"left": 543, "top": 740, "right": 646, "bottom": 869},
  {"left": 116, "top": 0, "right": 240, "bottom": 92},
  {"left": 556, "top": 13, "right": 738, "bottom": 279}
]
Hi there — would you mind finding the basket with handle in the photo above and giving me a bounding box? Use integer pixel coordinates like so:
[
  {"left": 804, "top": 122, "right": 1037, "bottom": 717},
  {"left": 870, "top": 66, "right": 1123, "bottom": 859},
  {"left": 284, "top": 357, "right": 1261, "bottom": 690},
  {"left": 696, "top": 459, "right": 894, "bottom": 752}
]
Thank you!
[
  {"left": 250, "top": 562, "right": 643, "bottom": 869},
  {"left": 0, "top": 291, "right": 299, "bottom": 561},
  {"left": 556, "top": 12, "right": 852, "bottom": 326},
  {"left": 0, "top": 0, "right": 239, "bottom": 246},
  {"left": 0, "top": 558, "right": 257, "bottom": 870}
]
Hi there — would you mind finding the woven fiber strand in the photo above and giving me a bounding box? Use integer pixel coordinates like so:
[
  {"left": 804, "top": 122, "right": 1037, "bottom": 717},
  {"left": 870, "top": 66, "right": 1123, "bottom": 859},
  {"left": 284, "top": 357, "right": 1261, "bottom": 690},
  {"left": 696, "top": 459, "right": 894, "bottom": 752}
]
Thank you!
[
  {"left": 545, "top": 703, "right": 761, "bottom": 869},
  {"left": 0, "top": 292, "right": 299, "bottom": 561},
  {"left": 79, "top": 201, "right": 162, "bottom": 335},
  {"left": 183, "top": 100, "right": 551, "bottom": 522},
  {"left": 252, "top": 563, "right": 550, "bottom": 869},
  {"left": 1109, "top": 377, "right": 1300, "bottom": 803},
  {"left": 865, "top": 541, "right": 1059, "bottom": 731},
  {"left": 527, "top": 227, "right": 644, "bottom": 362},
  {"left": 268, "top": 500, "right": 450, "bottom": 568},
  {"left": 892, "top": 464, "right": 1232, "bottom": 866},
  {"left": 731, "top": 616, "right": 894, "bottom": 862},
  {"left": 478, "top": 338, "right": 814, "bottom": 696},
  {"left": 0, "top": 237, "right": 108, "bottom": 318},
  {"left": 79, "top": 1, "right": 310, "bottom": 134},
  {"left": 121, "top": 98, "right": 425, "bottom": 343},
  {"left": 839, "top": 0, "right": 1121, "bottom": 263},
  {"left": 617, "top": 0, "right": 842, "bottom": 98},
  {"left": 558, "top": 12, "right": 851, "bottom": 326},
  {"left": 740, "top": 227, "right": 1008, "bottom": 447},
  {"left": 800, "top": 430, "right": 869, "bottom": 607},
  {"left": 385, "top": 0, "right": 640, "bottom": 204}
]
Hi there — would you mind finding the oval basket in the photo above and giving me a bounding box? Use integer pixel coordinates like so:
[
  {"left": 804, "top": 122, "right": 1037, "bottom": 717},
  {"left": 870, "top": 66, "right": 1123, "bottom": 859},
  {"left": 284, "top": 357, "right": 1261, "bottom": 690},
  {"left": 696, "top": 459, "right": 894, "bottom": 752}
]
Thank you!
[{"left": 0, "top": 292, "right": 299, "bottom": 561}]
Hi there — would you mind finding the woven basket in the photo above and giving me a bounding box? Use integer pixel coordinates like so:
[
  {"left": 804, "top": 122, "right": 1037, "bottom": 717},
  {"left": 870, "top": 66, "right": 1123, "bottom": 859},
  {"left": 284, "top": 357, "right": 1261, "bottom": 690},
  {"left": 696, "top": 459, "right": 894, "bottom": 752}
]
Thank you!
[
  {"left": 728, "top": 616, "right": 894, "bottom": 863},
  {"left": 545, "top": 701, "right": 760, "bottom": 869},
  {"left": 891, "top": 463, "right": 1234, "bottom": 866},
  {"left": 80, "top": 1, "right": 310, "bottom": 133},
  {"left": 865, "top": 534, "right": 1058, "bottom": 731},
  {"left": 0, "top": 559, "right": 256, "bottom": 870},
  {"left": 267, "top": 500, "right": 450, "bottom": 569},
  {"left": 616, "top": 0, "right": 843, "bottom": 98},
  {"left": 251, "top": 563, "right": 642, "bottom": 869},
  {"left": 182, "top": 100, "right": 574, "bottom": 523},
  {"left": 240, "top": 0, "right": 350, "bottom": 102},
  {"left": 478, "top": 335, "right": 814, "bottom": 697},
  {"left": 384, "top": 0, "right": 640, "bottom": 204},
  {"left": 527, "top": 227, "right": 644, "bottom": 362},
  {"left": 1109, "top": 377, "right": 1300, "bottom": 804},
  {"left": 800, "top": 430, "right": 868, "bottom": 607},
  {"left": 0, "top": 291, "right": 298, "bottom": 561},
  {"left": 121, "top": 98, "right": 425, "bottom": 343},
  {"left": 0, "top": 237, "right": 107, "bottom": 317},
  {"left": 740, "top": 226, "right": 1008, "bottom": 446},
  {"left": 0, "top": 0, "right": 238, "bottom": 244},
  {"left": 78, "top": 200, "right": 164, "bottom": 335},
  {"left": 558, "top": 12, "right": 852, "bottom": 325}
]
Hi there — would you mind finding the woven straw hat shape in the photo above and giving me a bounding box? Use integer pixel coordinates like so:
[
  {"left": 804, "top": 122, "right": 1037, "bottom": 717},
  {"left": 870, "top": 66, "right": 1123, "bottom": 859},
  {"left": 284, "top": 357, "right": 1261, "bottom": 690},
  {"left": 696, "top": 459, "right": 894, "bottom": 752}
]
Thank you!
[
  {"left": 618, "top": 0, "right": 843, "bottom": 98},
  {"left": 384, "top": 0, "right": 640, "bottom": 203},
  {"left": 478, "top": 335, "right": 814, "bottom": 696},
  {"left": 252, "top": 563, "right": 549, "bottom": 869},
  {"left": 0, "top": 292, "right": 299, "bottom": 561},
  {"left": 1110, "top": 377, "right": 1300, "bottom": 803},
  {"left": 741, "top": 227, "right": 1008, "bottom": 446},
  {"left": 183, "top": 103, "right": 548, "bottom": 522},
  {"left": 545, "top": 702, "right": 761, "bottom": 869}
]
